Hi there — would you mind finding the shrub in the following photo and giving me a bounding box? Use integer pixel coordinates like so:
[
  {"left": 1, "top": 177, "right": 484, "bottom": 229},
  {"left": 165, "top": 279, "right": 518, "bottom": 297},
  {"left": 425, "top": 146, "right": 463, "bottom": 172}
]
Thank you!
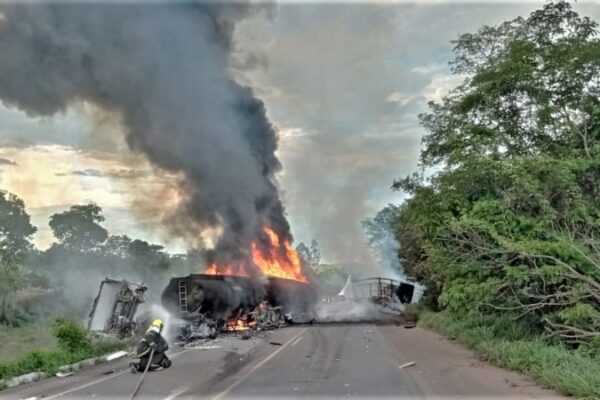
[{"left": 51, "top": 318, "right": 90, "bottom": 353}]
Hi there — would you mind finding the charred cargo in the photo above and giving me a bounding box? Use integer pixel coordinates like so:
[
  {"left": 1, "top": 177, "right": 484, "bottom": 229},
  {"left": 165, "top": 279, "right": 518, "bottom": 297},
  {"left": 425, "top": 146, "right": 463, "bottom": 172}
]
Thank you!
[{"left": 161, "top": 274, "right": 317, "bottom": 339}]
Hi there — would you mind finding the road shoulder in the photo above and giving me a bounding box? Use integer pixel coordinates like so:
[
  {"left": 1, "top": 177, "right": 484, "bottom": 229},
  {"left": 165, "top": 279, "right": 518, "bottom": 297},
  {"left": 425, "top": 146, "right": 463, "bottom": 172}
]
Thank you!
[{"left": 379, "top": 325, "right": 566, "bottom": 399}]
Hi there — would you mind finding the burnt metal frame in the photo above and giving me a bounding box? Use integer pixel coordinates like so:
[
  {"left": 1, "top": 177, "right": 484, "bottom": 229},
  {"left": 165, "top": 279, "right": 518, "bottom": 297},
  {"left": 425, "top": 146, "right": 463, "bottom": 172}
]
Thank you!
[
  {"left": 352, "top": 277, "right": 402, "bottom": 302},
  {"left": 88, "top": 277, "right": 146, "bottom": 332}
]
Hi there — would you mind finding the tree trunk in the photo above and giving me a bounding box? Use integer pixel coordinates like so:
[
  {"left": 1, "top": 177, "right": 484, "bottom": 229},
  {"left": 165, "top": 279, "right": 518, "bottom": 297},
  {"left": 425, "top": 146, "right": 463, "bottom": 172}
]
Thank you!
[{"left": 0, "top": 292, "right": 8, "bottom": 324}]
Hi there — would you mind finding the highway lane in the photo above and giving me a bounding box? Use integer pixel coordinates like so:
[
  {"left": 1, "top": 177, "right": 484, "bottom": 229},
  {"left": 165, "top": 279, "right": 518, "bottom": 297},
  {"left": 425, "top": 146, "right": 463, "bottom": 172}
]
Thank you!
[{"left": 1, "top": 324, "right": 564, "bottom": 399}]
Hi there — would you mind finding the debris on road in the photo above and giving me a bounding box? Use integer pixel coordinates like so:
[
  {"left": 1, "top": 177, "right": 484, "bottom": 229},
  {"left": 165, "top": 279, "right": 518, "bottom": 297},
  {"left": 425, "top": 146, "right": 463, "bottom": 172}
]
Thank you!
[
  {"left": 399, "top": 361, "right": 416, "bottom": 369},
  {"left": 269, "top": 341, "right": 283, "bottom": 346},
  {"left": 106, "top": 350, "right": 129, "bottom": 361},
  {"left": 187, "top": 344, "right": 221, "bottom": 350},
  {"left": 56, "top": 371, "right": 74, "bottom": 378}
]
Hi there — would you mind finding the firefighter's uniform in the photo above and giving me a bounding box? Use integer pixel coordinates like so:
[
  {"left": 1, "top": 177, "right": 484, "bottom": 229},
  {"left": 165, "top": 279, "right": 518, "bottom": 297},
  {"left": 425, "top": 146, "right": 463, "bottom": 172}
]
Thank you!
[{"left": 131, "top": 319, "right": 172, "bottom": 372}]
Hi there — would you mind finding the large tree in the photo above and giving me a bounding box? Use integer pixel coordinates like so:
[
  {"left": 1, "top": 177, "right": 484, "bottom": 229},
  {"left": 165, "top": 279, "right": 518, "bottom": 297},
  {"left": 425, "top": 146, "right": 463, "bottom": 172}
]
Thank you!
[
  {"left": 0, "top": 190, "right": 36, "bottom": 324},
  {"left": 49, "top": 204, "right": 108, "bottom": 253},
  {"left": 421, "top": 1, "right": 600, "bottom": 166},
  {"left": 392, "top": 1, "right": 600, "bottom": 348},
  {"left": 362, "top": 205, "right": 406, "bottom": 277},
  {"left": 296, "top": 240, "right": 321, "bottom": 269}
]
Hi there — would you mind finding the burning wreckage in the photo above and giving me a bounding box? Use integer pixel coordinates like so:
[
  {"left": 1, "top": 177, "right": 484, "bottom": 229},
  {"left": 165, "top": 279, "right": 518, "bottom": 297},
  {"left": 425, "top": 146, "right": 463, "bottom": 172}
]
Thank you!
[
  {"left": 87, "top": 229, "right": 416, "bottom": 341},
  {"left": 88, "top": 227, "right": 319, "bottom": 341},
  {"left": 160, "top": 227, "right": 319, "bottom": 340},
  {"left": 162, "top": 274, "right": 318, "bottom": 340}
]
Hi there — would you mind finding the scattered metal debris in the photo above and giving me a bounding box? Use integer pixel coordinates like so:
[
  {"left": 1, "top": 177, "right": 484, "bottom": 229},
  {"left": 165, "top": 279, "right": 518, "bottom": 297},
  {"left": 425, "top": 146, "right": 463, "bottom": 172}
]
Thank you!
[
  {"left": 399, "top": 361, "right": 416, "bottom": 369},
  {"left": 88, "top": 277, "right": 147, "bottom": 338}
]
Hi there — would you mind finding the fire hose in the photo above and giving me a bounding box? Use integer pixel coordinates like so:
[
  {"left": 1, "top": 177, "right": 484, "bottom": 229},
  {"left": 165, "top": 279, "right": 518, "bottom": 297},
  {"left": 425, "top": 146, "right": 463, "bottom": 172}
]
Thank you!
[{"left": 129, "top": 347, "right": 155, "bottom": 400}]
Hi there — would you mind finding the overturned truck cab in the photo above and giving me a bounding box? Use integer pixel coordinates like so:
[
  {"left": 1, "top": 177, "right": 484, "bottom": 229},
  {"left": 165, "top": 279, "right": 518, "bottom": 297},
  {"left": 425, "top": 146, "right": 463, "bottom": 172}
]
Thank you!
[{"left": 88, "top": 277, "right": 147, "bottom": 338}]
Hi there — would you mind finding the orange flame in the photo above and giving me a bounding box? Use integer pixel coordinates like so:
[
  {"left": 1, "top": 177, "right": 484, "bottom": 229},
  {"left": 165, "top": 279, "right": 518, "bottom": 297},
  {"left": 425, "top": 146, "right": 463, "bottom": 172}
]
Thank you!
[
  {"left": 205, "top": 263, "right": 248, "bottom": 277},
  {"left": 204, "top": 227, "right": 308, "bottom": 283},
  {"left": 226, "top": 318, "right": 256, "bottom": 331},
  {"left": 252, "top": 228, "right": 307, "bottom": 282}
]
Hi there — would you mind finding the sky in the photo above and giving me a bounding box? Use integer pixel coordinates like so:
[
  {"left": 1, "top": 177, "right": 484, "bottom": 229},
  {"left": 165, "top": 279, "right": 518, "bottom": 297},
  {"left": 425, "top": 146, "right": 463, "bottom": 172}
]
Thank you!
[{"left": 0, "top": 1, "right": 599, "bottom": 263}]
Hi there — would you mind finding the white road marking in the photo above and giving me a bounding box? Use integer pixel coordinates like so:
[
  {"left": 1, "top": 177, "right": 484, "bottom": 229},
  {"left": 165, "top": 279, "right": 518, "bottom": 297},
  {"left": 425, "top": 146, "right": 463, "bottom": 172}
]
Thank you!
[
  {"left": 44, "top": 370, "right": 130, "bottom": 400},
  {"left": 43, "top": 348, "right": 194, "bottom": 400},
  {"left": 290, "top": 336, "right": 303, "bottom": 347},
  {"left": 210, "top": 327, "right": 309, "bottom": 400},
  {"left": 163, "top": 385, "right": 189, "bottom": 400}
]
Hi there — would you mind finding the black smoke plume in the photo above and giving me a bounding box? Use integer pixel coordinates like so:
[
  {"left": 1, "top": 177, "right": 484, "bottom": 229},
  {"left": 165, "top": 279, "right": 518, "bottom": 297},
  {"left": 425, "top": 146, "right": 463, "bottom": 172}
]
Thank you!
[{"left": 0, "top": 3, "right": 290, "bottom": 266}]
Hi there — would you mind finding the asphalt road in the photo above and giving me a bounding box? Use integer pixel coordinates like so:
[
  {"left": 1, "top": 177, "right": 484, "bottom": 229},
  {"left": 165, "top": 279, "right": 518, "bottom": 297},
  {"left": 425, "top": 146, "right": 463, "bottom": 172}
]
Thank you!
[{"left": 2, "top": 324, "right": 564, "bottom": 399}]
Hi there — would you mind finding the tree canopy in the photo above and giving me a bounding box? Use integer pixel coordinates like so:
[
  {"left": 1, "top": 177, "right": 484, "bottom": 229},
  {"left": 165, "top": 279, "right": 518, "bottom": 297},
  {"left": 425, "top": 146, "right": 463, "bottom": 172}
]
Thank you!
[
  {"left": 0, "top": 190, "right": 36, "bottom": 323},
  {"left": 421, "top": 1, "right": 600, "bottom": 166},
  {"left": 392, "top": 1, "right": 600, "bottom": 353},
  {"left": 49, "top": 204, "right": 108, "bottom": 253}
]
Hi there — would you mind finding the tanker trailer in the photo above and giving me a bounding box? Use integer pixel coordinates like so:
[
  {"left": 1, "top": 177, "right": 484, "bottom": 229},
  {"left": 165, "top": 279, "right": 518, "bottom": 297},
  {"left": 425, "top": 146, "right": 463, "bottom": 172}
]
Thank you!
[{"left": 161, "top": 274, "right": 265, "bottom": 321}]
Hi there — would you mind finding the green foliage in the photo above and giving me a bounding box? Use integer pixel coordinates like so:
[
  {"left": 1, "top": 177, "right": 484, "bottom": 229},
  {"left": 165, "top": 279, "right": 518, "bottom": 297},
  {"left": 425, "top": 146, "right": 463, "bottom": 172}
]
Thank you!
[
  {"left": 420, "top": 1, "right": 600, "bottom": 166},
  {"left": 0, "top": 322, "right": 56, "bottom": 360},
  {"left": 51, "top": 318, "right": 91, "bottom": 353},
  {"left": 0, "top": 190, "right": 36, "bottom": 325},
  {"left": 49, "top": 204, "right": 108, "bottom": 253},
  {"left": 0, "top": 335, "right": 125, "bottom": 380},
  {"left": 391, "top": 1, "right": 600, "bottom": 351}
]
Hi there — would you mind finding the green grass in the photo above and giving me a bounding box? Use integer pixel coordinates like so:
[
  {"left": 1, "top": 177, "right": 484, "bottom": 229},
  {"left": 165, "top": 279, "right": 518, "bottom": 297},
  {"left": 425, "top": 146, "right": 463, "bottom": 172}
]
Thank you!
[
  {"left": 0, "top": 340, "right": 124, "bottom": 382},
  {"left": 0, "top": 319, "right": 128, "bottom": 383},
  {"left": 0, "top": 322, "right": 57, "bottom": 360},
  {"left": 420, "top": 311, "right": 600, "bottom": 399}
]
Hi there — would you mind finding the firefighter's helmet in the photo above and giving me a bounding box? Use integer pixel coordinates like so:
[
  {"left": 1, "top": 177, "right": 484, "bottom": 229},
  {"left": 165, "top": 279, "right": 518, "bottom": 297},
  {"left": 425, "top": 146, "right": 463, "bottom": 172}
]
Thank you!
[{"left": 151, "top": 319, "right": 164, "bottom": 333}]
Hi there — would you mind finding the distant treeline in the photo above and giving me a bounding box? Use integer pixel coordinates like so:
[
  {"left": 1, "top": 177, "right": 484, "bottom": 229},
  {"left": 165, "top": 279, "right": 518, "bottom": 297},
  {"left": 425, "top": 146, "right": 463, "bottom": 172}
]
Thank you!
[{"left": 0, "top": 196, "right": 200, "bottom": 326}]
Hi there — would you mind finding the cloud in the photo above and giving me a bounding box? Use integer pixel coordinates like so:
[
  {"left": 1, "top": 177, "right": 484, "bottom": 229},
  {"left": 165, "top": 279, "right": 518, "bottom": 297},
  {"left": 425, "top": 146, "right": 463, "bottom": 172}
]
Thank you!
[
  {"left": 56, "top": 168, "right": 151, "bottom": 179},
  {"left": 423, "top": 74, "right": 466, "bottom": 103},
  {"left": 411, "top": 63, "right": 446, "bottom": 74},
  {"left": 0, "top": 156, "right": 16, "bottom": 166},
  {"left": 58, "top": 168, "right": 105, "bottom": 177},
  {"left": 230, "top": 50, "right": 270, "bottom": 71},
  {"left": 0, "top": 145, "right": 183, "bottom": 251},
  {"left": 387, "top": 91, "right": 413, "bottom": 107}
]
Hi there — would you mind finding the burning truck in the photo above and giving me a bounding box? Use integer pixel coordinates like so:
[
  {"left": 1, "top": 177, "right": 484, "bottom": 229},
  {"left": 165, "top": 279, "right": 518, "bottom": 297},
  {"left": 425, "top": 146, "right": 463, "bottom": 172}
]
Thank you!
[
  {"left": 162, "top": 274, "right": 317, "bottom": 339},
  {"left": 162, "top": 228, "right": 318, "bottom": 340}
]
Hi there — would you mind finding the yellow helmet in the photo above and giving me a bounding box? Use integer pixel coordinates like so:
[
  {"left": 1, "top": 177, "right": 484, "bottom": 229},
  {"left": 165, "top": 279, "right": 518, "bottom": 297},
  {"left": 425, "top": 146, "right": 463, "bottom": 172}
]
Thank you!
[{"left": 151, "top": 319, "right": 164, "bottom": 332}]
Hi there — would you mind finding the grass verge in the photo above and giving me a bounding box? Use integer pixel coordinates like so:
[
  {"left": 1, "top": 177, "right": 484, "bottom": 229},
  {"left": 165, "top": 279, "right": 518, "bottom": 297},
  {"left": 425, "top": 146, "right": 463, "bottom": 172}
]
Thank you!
[
  {"left": 419, "top": 310, "right": 600, "bottom": 399},
  {"left": 0, "top": 339, "right": 126, "bottom": 384},
  {"left": 0, "top": 318, "right": 129, "bottom": 386},
  {"left": 0, "top": 322, "right": 57, "bottom": 360}
]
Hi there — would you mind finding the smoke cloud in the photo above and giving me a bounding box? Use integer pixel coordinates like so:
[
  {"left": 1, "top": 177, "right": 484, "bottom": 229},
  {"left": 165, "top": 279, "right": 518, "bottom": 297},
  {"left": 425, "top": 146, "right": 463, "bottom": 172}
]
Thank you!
[{"left": 0, "top": 3, "right": 289, "bottom": 266}]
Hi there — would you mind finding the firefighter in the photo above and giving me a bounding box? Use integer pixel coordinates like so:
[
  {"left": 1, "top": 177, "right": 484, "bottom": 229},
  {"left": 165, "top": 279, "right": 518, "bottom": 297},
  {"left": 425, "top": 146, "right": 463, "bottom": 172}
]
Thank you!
[{"left": 130, "top": 319, "right": 172, "bottom": 373}]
